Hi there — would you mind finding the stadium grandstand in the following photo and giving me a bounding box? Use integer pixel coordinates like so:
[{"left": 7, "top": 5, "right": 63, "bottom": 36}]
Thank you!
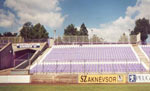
[
  {"left": 0, "top": 36, "right": 149, "bottom": 73},
  {"left": 30, "top": 44, "right": 148, "bottom": 74},
  {"left": 1, "top": 1, "right": 150, "bottom": 90},
  {"left": 0, "top": 35, "right": 150, "bottom": 84}
]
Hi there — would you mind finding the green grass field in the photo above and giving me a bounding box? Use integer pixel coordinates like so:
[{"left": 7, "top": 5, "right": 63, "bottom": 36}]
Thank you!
[{"left": 0, "top": 84, "right": 150, "bottom": 91}]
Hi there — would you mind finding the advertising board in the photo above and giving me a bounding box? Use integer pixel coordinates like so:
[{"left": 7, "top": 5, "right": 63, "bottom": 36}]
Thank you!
[
  {"left": 128, "top": 74, "right": 150, "bottom": 83},
  {"left": 17, "top": 43, "right": 40, "bottom": 48},
  {"left": 78, "top": 74, "right": 126, "bottom": 83}
]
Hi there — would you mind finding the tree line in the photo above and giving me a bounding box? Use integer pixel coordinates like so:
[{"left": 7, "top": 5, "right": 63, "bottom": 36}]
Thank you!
[
  {"left": 20, "top": 22, "right": 49, "bottom": 39},
  {"left": 1, "top": 18, "right": 150, "bottom": 44},
  {"left": 0, "top": 32, "right": 17, "bottom": 37},
  {"left": 64, "top": 23, "right": 88, "bottom": 36},
  {"left": 0, "top": 22, "right": 89, "bottom": 39},
  {"left": 131, "top": 18, "right": 150, "bottom": 44}
]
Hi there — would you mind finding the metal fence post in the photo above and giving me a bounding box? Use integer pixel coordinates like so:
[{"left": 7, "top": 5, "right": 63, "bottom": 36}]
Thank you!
[
  {"left": 98, "top": 60, "right": 99, "bottom": 74},
  {"left": 126, "top": 59, "right": 127, "bottom": 74},
  {"left": 149, "top": 61, "right": 150, "bottom": 73},
  {"left": 140, "top": 59, "right": 142, "bottom": 73},
  {"left": 56, "top": 61, "right": 58, "bottom": 74},
  {"left": 113, "top": 59, "right": 114, "bottom": 74},
  {"left": 70, "top": 60, "right": 72, "bottom": 74},
  {"left": 84, "top": 60, "right": 86, "bottom": 75}
]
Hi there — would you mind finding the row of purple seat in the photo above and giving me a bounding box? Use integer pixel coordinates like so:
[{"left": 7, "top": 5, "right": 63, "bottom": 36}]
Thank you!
[
  {"left": 30, "top": 63, "right": 146, "bottom": 73},
  {"left": 44, "top": 46, "right": 138, "bottom": 62}
]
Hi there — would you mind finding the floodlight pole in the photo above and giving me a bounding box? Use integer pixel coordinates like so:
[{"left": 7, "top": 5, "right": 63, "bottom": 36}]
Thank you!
[
  {"left": 91, "top": 30, "right": 93, "bottom": 44},
  {"left": 54, "top": 30, "right": 56, "bottom": 42},
  {"left": 128, "top": 29, "right": 131, "bottom": 44}
]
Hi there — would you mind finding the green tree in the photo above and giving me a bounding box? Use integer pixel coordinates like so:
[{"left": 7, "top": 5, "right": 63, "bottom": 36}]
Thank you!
[
  {"left": 13, "top": 33, "right": 18, "bottom": 36},
  {"left": 78, "top": 23, "right": 89, "bottom": 42},
  {"left": 3, "top": 32, "right": 17, "bottom": 37},
  {"left": 20, "top": 22, "right": 49, "bottom": 39},
  {"left": 64, "top": 24, "right": 78, "bottom": 36},
  {"left": 0, "top": 33, "right": 2, "bottom": 37},
  {"left": 55, "top": 36, "right": 62, "bottom": 44},
  {"left": 32, "top": 23, "right": 49, "bottom": 39},
  {"left": 3, "top": 32, "right": 12, "bottom": 36},
  {"left": 79, "top": 23, "right": 88, "bottom": 36},
  {"left": 20, "top": 22, "right": 33, "bottom": 39},
  {"left": 131, "top": 18, "right": 150, "bottom": 44},
  {"left": 90, "top": 34, "right": 104, "bottom": 42},
  {"left": 118, "top": 33, "right": 128, "bottom": 43}
]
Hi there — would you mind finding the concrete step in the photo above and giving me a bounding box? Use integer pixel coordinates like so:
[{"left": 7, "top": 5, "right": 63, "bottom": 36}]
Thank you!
[
  {"left": 31, "top": 48, "right": 50, "bottom": 64},
  {"left": 26, "top": 48, "right": 51, "bottom": 69},
  {"left": 132, "top": 45, "right": 149, "bottom": 71}
]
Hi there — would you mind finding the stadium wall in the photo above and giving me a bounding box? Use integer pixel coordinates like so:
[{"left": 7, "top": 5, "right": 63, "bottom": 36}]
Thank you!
[
  {"left": 30, "top": 73, "right": 150, "bottom": 84},
  {"left": 0, "top": 75, "right": 30, "bottom": 83},
  {"left": 0, "top": 74, "right": 150, "bottom": 84},
  {"left": 30, "top": 74, "right": 127, "bottom": 84},
  {"left": 0, "top": 43, "right": 14, "bottom": 70}
]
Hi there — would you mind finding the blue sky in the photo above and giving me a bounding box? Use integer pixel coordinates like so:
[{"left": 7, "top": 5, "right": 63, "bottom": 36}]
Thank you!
[
  {"left": 0, "top": 0, "right": 150, "bottom": 41},
  {"left": 60, "top": 0, "right": 136, "bottom": 28}
]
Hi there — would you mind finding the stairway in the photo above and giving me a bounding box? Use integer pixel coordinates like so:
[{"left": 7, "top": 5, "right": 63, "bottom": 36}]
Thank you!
[
  {"left": 132, "top": 44, "right": 149, "bottom": 71},
  {"left": 26, "top": 47, "right": 51, "bottom": 69},
  {"left": 0, "top": 68, "right": 13, "bottom": 75},
  {"left": 34, "top": 47, "right": 51, "bottom": 63}
]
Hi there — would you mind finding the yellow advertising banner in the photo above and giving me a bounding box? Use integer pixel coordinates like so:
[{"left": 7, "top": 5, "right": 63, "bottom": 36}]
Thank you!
[{"left": 78, "top": 74, "right": 126, "bottom": 83}]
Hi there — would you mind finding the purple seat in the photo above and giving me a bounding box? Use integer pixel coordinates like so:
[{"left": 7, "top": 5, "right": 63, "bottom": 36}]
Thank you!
[
  {"left": 30, "top": 63, "right": 146, "bottom": 73},
  {"left": 44, "top": 46, "right": 138, "bottom": 62}
]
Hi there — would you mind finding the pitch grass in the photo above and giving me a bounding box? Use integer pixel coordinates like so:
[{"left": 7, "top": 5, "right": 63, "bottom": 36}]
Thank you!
[{"left": 0, "top": 84, "right": 150, "bottom": 91}]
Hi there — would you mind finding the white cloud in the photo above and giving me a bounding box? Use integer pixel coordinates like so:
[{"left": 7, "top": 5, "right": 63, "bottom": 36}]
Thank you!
[
  {"left": 0, "top": 10, "right": 15, "bottom": 27},
  {"left": 126, "top": 0, "right": 150, "bottom": 19},
  {"left": 0, "top": 0, "right": 66, "bottom": 32},
  {"left": 88, "top": 0, "right": 150, "bottom": 42},
  {"left": 88, "top": 16, "right": 135, "bottom": 42}
]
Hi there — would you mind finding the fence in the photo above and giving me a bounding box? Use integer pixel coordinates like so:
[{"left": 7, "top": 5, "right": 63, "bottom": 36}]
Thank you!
[
  {"left": 0, "top": 37, "right": 24, "bottom": 43},
  {"left": 54, "top": 36, "right": 131, "bottom": 45},
  {"left": 0, "top": 37, "right": 48, "bottom": 43},
  {"left": 0, "top": 36, "right": 145, "bottom": 44},
  {"left": 24, "top": 39, "right": 48, "bottom": 43},
  {"left": 29, "top": 59, "right": 150, "bottom": 74}
]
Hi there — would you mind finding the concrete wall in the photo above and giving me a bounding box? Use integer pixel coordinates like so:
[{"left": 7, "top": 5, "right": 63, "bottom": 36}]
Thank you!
[
  {"left": 130, "top": 35, "right": 137, "bottom": 44},
  {"left": 0, "top": 43, "right": 14, "bottom": 70},
  {"left": 48, "top": 39, "right": 54, "bottom": 47},
  {"left": 0, "top": 75, "right": 30, "bottom": 83},
  {"left": 130, "top": 33, "right": 141, "bottom": 44}
]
